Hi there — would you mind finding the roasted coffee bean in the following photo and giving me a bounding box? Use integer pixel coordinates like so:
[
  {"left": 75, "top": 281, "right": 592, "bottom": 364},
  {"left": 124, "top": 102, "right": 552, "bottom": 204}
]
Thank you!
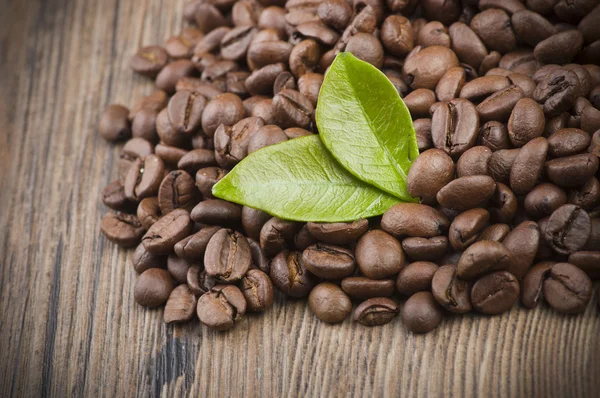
[
  {"left": 457, "top": 240, "right": 512, "bottom": 280},
  {"left": 296, "top": 22, "right": 340, "bottom": 48},
  {"left": 533, "top": 68, "right": 580, "bottom": 117},
  {"left": 155, "top": 60, "right": 197, "bottom": 94},
  {"left": 488, "top": 148, "right": 520, "bottom": 183},
  {"left": 402, "top": 46, "right": 460, "bottom": 90},
  {"left": 317, "top": 0, "right": 352, "bottom": 31},
  {"left": 420, "top": 0, "right": 460, "bottom": 26},
  {"left": 260, "top": 217, "right": 299, "bottom": 256},
  {"left": 403, "top": 89, "right": 437, "bottom": 119},
  {"left": 564, "top": 64, "right": 593, "bottom": 98},
  {"left": 292, "top": 225, "right": 316, "bottom": 252},
  {"left": 547, "top": 128, "right": 591, "bottom": 157},
  {"left": 258, "top": 6, "right": 286, "bottom": 34},
  {"left": 448, "top": 22, "right": 487, "bottom": 70},
  {"left": 174, "top": 226, "right": 221, "bottom": 260},
  {"left": 543, "top": 262, "right": 593, "bottom": 313},
  {"left": 510, "top": 137, "right": 548, "bottom": 195},
  {"left": 201, "top": 93, "right": 246, "bottom": 137},
  {"left": 270, "top": 250, "right": 315, "bottom": 297},
  {"left": 197, "top": 285, "right": 247, "bottom": 331},
  {"left": 214, "top": 117, "right": 264, "bottom": 168},
  {"left": 353, "top": 297, "right": 399, "bottom": 326},
  {"left": 248, "top": 238, "right": 270, "bottom": 273},
  {"left": 195, "top": 167, "right": 227, "bottom": 199},
  {"left": 187, "top": 264, "right": 216, "bottom": 297},
  {"left": 355, "top": 230, "right": 405, "bottom": 279},
  {"left": 158, "top": 170, "right": 198, "bottom": 214},
  {"left": 190, "top": 199, "right": 242, "bottom": 226},
  {"left": 124, "top": 155, "right": 165, "bottom": 202},
  {"left": 297, "top": 73, "right": 322, "bottom": 107},
  {"left": 250, "top": 99, "right": 278, "bottom": 126},
  {"left": 508, "top": 73, "right": 536, "bottom": 98},
  {"left": 119, "top": 138, "right": 155, "bottom": 180},
  {"left": 272, "top": 89, "right": 313, "bottom": 129},
  {"left": 284, "top": 127, "right": 312, "bottom": 139},
  {"left": 511, "top": 10, "right": 556, "bottom": 47},
  {"left": 102, "top": 180, "right": 130, "bottom": 211},
  {"left": 479, "top": 121, "right": 511, "bottom": 151},
  {"left": 534, "top": 30, "right": 584, "bottom": 65},
  {"left": 382, "top": 203, "right": 449, "bottom": 238},
  {"left": 569, "top": 251, "right": 600, "bottom": 279},
  {"left": 341, "top": 277, "right": 395, "bottom": 299},
  {"left": 131, "top": 108, "right": 159, "bottom": 142},
  {"left": 245, "top": 63, "right": 286, "bottom": 96},
  {"left": 247, "top": 40, "right": 293, "bottom": 71},
  {"left": 142, "top": 208, "right": 194, "bottom": 255},
  {"left": 499, "top": 50, "right": 539, "bottom": 76},
  {"left": 401, "top": 236, "right": 448, "bottom": 261},
  {"left": 521, "top": 261, "right": 554, "bottom": 309},
  {"left": 396, "top": 261, "right": 438, "bottom": 296},
  {"left": 418, "top": 21, "right": 450, "bottom": 48},
  {"left": 479, "top": 51, "right": 502, "bottom": 76},
  {"left": 545, "top": 113, "right": 571, "bottom": 137},
  {"left": 306, "top": 219, "right": 368, "bottom": 245},
  {"left": 308, "top": 283, "right": 352, "bottom": 323},
  {"left": 437, "top": 176, "right": 496, "bottom": 211},
  {"left": 471, "top": 271, "right": 519, "bottom": 315},
  {"left": 134, "top": 268, "right": 175, "bottom": 308},
  {"left": 431, "top": 98, "right": 479, "bottom": 157},
  {"left": 407, "top": 149, "right": 455, "bottom": 205},
  {"left": 449, "top": 209, "right": 490, "bottom": 251},
  {"left": 345, "top": 33, "right": 384, "bottom": 68},
  {"left": 130, "top": 46, "right": 169, "bottom": 77},
  {"left": 524, "top": 184, "right": 567, "bottom": 220},
  {"left": 289, "top": 40, "right": 321, "bottom": 78},
  {"left": 101, "top": 212, "right": 145, "bottom": 247},
  {"left": 99, "top": 104, "right": 131, "bottom": 141},
  {"left": 204, "top": 229, "right": 251, "bottom": 282},
  {"left": 479, "top": 223, "right": 510, "bottom": 242},
  {"left": 436, "top": 67, "right": 466, "bottom": 102},
  {"left": 477, "top": 85, "right": 525, "bottom": 123},
  {"left": 131, "top": 242, "right": 166, "bottom": 274},
  {"left": 508, "top": 99, "right": 545, "bottom": 147},
  {"left": 177, "top": 149, "right": 216, "bottom": 174},
  {"left": 240, "top": 269, "right": 275, "bottom": 312},
  {"left": 167, "top": 254, "right": 194, "bottom": 284},
  {"left": 568, "top": 177, "right": 600, "bottom": 211},
  {"left": 470, "top": 9, "right": 517, "bottom": 54},
  {"left": 456, "top": 146, "right": 492, "bottom": 177},
  {"left": 302, "top": 244, "right": 356, "bottom": 280},
  {"left": 273, "top": 71, "right": 296, "bottom": 94},
  {"left": 137, "top": 197, "right": 161, "bottom": 230},
  {"left": 241, "top": 206, "right": 271, "bottom": 242},
  {"left": 544, "top": 204, "right": 591, "bottom": 255},
  {"left": 431, "top": 265, "right": 472, "bottom": 313},
  {"left": 164, "top": 284, "right": 197, "bottom": 324},
  {"left": 488, "top": 183, "right": 518, "bottom": 224},
  {"left": 414, "top": 118, "right": 433, "bottom": 151},
  {"left": 403, "top": 291, "right": 443, "bottom": 333},
  {"left": 460, "top": 76, "right": 511, "bottom": 103},
  {"left": 193, "top": 3, "right": 227, "bottom": 34},
  {"left": 156, "top": 108, "right": 186, "bottom": 147},
  {"left": 381, "top": 15, "right": 414, "bottom": 58},
  {"left": 166, "top": 91, "right": 206, "bottom": 136},
  {"left": 545, "top": 153, "right": 599, "bottom": 188},
  {"left": 503, "top": 221, "right": 540, "bottom": 279},
  {"left": 220, "top": 26, "right": 257, "bottom": 61}
]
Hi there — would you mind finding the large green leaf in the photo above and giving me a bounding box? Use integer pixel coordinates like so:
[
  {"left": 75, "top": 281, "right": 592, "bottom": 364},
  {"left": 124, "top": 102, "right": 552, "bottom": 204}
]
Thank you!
[
  {"left": 316, "top": 52, "right": 419, "bottom": 201},
  {"left": 212, "top": 135, "right": 401, "bottom": 222}
]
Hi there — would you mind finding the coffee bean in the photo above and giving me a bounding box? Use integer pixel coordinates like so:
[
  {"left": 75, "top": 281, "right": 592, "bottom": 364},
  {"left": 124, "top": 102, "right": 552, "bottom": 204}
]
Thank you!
[
  {"left": 195, "top": 167, "right": 227, "bottom": 199},
  {"left": 508, "top": 99, "right": 545, "bottom": 147},
  {"left": 142, "top": 208, "right": 193, "bottom": 255},
  {"left": 479, "top": 51, "right": 502, "bottom": 76},
  {"left": 544, "top": 204, "right": 591, "bottom": 255},
  {"left": 414, "top": 118, "right": 433, "bottom": 151},
  {"left": 471, "top": 271, "right": 519, "bottom": 315},
  {"left": 289, "top": 40, "right": 321, "bottom": 78},
  {"left": 511, "top": 10, "right": 556, "bottom": 47},
  {"left": 568, "top": 177, "right": 600, "bottom": 211},
  {"left": 119, "top": 138, "right": 155, "bottom": 180},
  {"left": 156, "top": 108, "right": 187, "bottom": 147},
  {"left": 177, "top": 149, "right": 217, "bottom": 174},
  {"left": 190, "top": 199, "right": 242, "bottom": 226},
  {"left": 488, "top": 148, "right": 520, "bottom": 183},
  {"left": 156, "top": 60, "right": 198, "bottom": 94},
  {"left": 403, "top": 89, "right": 437, "bottom": 118},
  {"left": 241, "top": 206, "right": 271, "bottom": 242},
  {"left": 302, "top": 243, "right": 356, "bottom": 279},
  {"left": 317, "top": 0, "right": 352, "bottom": 31},
  {"left": 381, "top": 15, "right": 414, "bottom": 58},
  {"left": 297, "top": 73, "right": 322, "bottom": 107},
  {"left": 164, "top": 284, "right": 197, "bottom": 324},
  {"left": 407, "top": 149, "right": 455, "bottom": 204},
  {"left": 102, "top": 180, "right": 130, "bottom": 211},
  {"left": 273, "top": 71, "right": 296, "bottom": 94},
  {"left": 247, "top": 40, "right": 293, "bottom": 71},
  {"left": 99, "top": 104, "right": 131, "bottom": 142},
  {"left": 521, "top": 261, "right": 554, "bottom": 309},
  {"left": 420, "top": 0, "right": 461, "bottom": 26},
  {"left": 403, "top": 291, "right": 443, "bottom": 333},
  {"left": 545, "top": 153, "right": 599, "bottom": 188},
  {"left": 158, "top": 170, "right": 198, "bottom": 215},
  {"left": 547, "top": 128, "right": 591, "bottom": 157},
  {"left": 431, "top": 265, "right": 472, "bottom": 313},
  {"left": 403, "top": 46, "right": 460, "bottom": 90},
  {"left": 167, "top": 254, "right": 194, "bottom": 284},
  {"left": 240, "top": 269, "right": 275, "bottom": 312},
  {"left": 214, "top": 117, "right": 265, "bottom": 169},
  {"left": 260, "top": 217, "right": 300, "bottom": 256},
  {"left": 499, "top": 50, "right": 539, "bottom": 76},
  {"left": 137, "top": 197, "right": 161, "bottom": 230},
  {"left": 193, "top": 3, "right": 227, "bottom": 33},
  {"left": 504, "top": 221, "right": 540, "bottom": 279},
  {"left": 533, "top": 68, "right": 580, "bottom": 117},
  {"left": 131, "top": 243, "right": 166, "bottom": 274},
  {"left": 437, "top": 176, "right": 496, "bottom": 211},
  {"left": 167, "top": 90, "right": 207, "bottom": 135},
  {"left": 341, "top": 277, "right": 396, "bottom": 299},
  {"left": 479, "top": 223, "right": 510, "bottom": 242},
  {"left": 396, "top": 261, "right": 438, "bottom": 296},
  {"left": 448, "top": 22, "right": 487, "bottom": 70},
  {"left": 201, "top": 93, "right": 246, "bottom": 137},
  {"left": 569, "top": 251, "right": 600, "bottom": 279},
  {"left": 470, "top": 9, "right": 517, "bottom": 54},
  {"left": 382, "top": 203, "right": 450, "bottom": 238},
  {"left": 457, "top": 240, "right": 512, "bottom": 279},
  {"left": 353, "top": 297, "right": 399, "bottom": 326},
  {"left": 534, "top": 30, "right": 584, "bottom": 65},
  {"left": 187, "top": 264, "right": 216, "bottom": 297},
  {"left": 250, "top": 99, "right": 278, "bottom": 126},
  {"left": 245, "top": 63, "right": 286, "bottom": 96},
  {"left": 456, "top": 146, "right": 492, "bottom": 177},
  {"left": 130, "top": 46, "right": 168, "bottom": 77},
  {"left": 418, "top": 21, "right": 451, "bottom": 48},
  {"left": 134, "top": 268, "right": 174, "bottom": 308},
  {"left": 479, "top": 121, "right": 511, "bottom": 151},
  {"left": 524, "top": 183, "right": 566, "bottom": 220},
  {"left": 436, "top": 67, "right": 466, "bottom": 102},
  {"left": 270, "top": 250, "right": 315, "bottom": 297},
  {"left": 272, "top": 89, "right": 313, "bottom": 129},
  {"left": 220, "top": 26, "right": 257, "bottom": 61},
  {"left": 510, "top": 137, "right": 548, "bottom": 195},
  {"left": 401, "top": 236, "right": 448, "bottom": 261},
  {"left": 197, "top": 285, "right": 247, "bottom": 330},
  {"left": 204, "top": 229, "right": 251, "bottom": 282},
  {"left": 124, "top": 155, "right": 165, "bottom": 202},
  {"left": 477, "top": 85, "right": 526, "bottom": 123},
  {"left": 479, "top": 0, "right": 525, "bottom": 14},
  {"left": 174, "top": 226, "right": 221, "bottom": 260},
  {"left": 543, "top": 262, "right": 593, "bottom": 313},
  {"left": 449, "top": 208, "right": 490, "bottom": 251},
  {"left": 308, "top": 283, "right": 352, "bottom": 323},
  {"left": 431, "top": 98, "right": 479, "bottom": 157},
  {"left": 101, "top": 212, "right": 145, "bottom": 247},
  {"left": 460, "top": 76, "right": 511, "bottom": 103},
  {"left": 354, "top": 230, "right": 404, "bottom": 279},
  {"left": 306, "top": 219, "right": 368, "bottom": 245},
  {"left": 488, "top": 183, "right": 518, "bottom": 224}
]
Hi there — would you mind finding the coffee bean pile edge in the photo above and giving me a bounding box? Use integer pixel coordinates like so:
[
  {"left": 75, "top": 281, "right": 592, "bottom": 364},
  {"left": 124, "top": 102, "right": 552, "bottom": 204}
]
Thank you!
[{"left": 99, "top": 0, "right": 600, "bottom": 333}]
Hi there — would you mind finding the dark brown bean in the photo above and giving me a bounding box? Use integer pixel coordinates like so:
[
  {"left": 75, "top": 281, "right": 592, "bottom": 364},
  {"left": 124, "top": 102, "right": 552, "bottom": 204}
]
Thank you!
[
  {"left": 543, "top": 262, "right": 593, "bottom": 313},
  {"left": 381, "top": 203, "right": 450, "bottom": 238},
  {"left": 471, "top": 271, "right": 519, "bottom": 315},
  {"left": 431, "top": 265, "right": 472, "bottom": 313},
  {"left": 353, "top": 297, "right": 399, "bottom": 326},
  {"left": 308, "top": 283, "right": 352, "bottom": 323},
  {"left": 396, "top": 261, "right": 438, "bottom": 296},
  {"left": 306, "top": 219, "right": 368, "bottom": 245}
]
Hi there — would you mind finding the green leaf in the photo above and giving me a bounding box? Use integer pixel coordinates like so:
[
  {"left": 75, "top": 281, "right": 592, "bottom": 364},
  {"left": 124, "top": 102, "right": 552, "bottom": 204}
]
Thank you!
[
  {"left": 316, "top": 52, "right": 419, "bottom": 201},
  {"left": 212, "top": 135, "right": 402, "bottom": 222}
]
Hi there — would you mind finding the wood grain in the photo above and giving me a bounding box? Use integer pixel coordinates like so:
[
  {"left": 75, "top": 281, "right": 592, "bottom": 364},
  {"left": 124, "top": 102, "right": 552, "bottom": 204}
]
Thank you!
[{"left": 0, "top": 0, "right": 598, "bottom": 397}]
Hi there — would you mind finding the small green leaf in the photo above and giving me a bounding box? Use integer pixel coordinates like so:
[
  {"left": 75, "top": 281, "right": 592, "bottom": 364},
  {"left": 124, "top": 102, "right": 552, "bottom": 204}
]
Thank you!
[
  {"left": 316, "top": 52, "right": 419, "bottom": 201},
  {"left": 212, "top": 135, "right": 402, "bottom": 222}
]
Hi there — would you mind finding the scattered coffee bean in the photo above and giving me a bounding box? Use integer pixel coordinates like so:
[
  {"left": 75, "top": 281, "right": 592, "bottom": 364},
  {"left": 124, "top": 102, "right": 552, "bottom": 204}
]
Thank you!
[
  {"left": 543, "top": 262, "right": 593, "bottom": 313},
  {"left": 396, "top": 261, "right": 438, "bottom": 296},
  {"left": 471, "top": 271, "right": 519, "bottom": 315},
  {"left": 164, "top": 284, "right": 198, "bottom": 323},
  {"left": 353, "top": 297, "right": 399, "bottom": 326},
  {"left": 341, "top": 277, "right": 396, "bottom": 299},
  {"left": 431, "top": 265, "right": 472, "bottom": 313},
  {"left": 134, "top": 268, "right": 174, "bottom": 308},
  {"left": 270, "top": 250, "right": 315, "bottom": 298},
  {"left": 241, "top": 269, "right": 275, "bottom": 312},
  {"left": 197, "top": 285, "right": 247, "bottom": 330},
  {"left": 309, "top": 283, "right": 352, "bottom": 323},
  {"left": 303, "top": 243, "right": 356, "bottom": 280},
  {"left": 402, "top": 291, "right": 443, "bottom": 333}
]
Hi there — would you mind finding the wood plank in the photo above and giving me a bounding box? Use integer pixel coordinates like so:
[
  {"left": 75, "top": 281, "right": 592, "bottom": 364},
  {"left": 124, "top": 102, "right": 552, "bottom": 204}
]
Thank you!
[{"left": 0, "top": 0, "right": 598, "bottom": 397}]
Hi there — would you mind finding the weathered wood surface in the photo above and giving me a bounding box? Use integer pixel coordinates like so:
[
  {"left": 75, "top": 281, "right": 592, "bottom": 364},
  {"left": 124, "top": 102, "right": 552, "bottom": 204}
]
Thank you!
[{"left": 0, "top": 0, "right": 598, "bottom": 397}]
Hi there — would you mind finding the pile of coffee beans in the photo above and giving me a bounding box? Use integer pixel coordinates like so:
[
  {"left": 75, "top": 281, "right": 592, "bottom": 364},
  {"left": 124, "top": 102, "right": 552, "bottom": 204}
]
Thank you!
[{"left": 99, "top": 0, "right": 600, "bottom": 333}]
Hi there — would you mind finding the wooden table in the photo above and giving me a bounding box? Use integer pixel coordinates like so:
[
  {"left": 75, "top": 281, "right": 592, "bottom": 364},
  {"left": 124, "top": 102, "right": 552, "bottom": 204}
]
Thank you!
[{"left": 1, "top": 0, "right": 599, "bottom": 396}]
